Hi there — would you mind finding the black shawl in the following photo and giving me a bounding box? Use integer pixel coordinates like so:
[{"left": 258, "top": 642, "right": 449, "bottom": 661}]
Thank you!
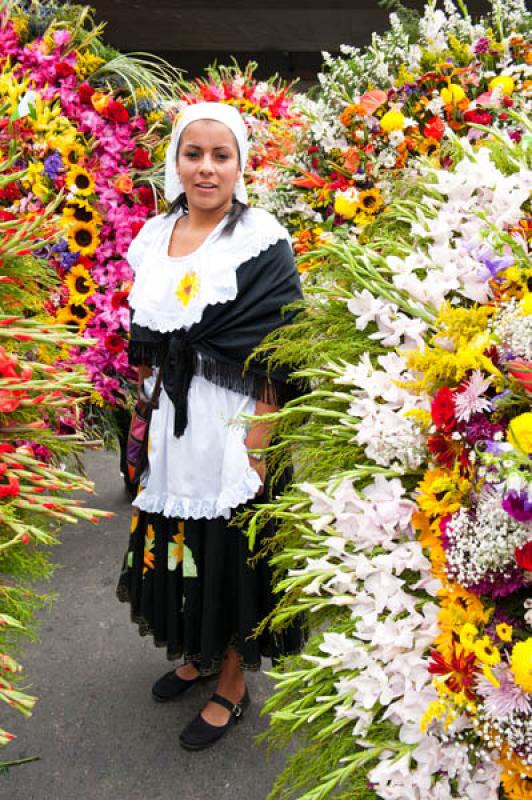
[{"left": 128, "top": 238, "right": 303, "bottom": 437}]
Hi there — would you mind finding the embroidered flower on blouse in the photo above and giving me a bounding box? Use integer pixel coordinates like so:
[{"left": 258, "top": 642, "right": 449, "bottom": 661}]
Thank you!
[{"left": 176, "top": 271, "right": 200, "bottom": 307}]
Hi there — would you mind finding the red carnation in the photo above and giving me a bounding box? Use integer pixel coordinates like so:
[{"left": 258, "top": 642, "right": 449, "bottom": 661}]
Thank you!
[
  {"left": 104, "top": 100, "right": 129, "bottom": 124},
  {"left": 136, "top": 185, "right": 155, "bottom": 209},
  {"left": 424, "top": 116, "right": 445, "bottom": 141},
  {"left": 111, "top": 290, "right": 129, "bottom": 310},
  {"left": 54, "top": 62, "right": 75, "bottom": 81},
  {"left": 104, "top": 334, "right": 126, "bottom": 354},
  {"left": 515, "top": 541, "right": 532, "bottom": 571},
  {"left": 132, "top": 147, "right": 151, "bottom": 169},
  {"left": 431, "top": 386, "right": 457, "bottom": 433},
  {"left": 131, "top": 220, "right": 145, "bottom": 238},
  {"left": 464, "top": 109, "right": 493, "bottom": 126},
  {"left": 78, "top": 82, "right": 96, "bottom": 104}
]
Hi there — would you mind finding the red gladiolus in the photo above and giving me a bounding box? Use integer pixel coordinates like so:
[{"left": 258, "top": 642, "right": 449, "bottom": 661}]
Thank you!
[
  {"left": 111, "top": 291, "right": 129, "bottom": 310},
  {"left": 0, "top": 475, "right": 20, "bottom": 498},
  {"left": 104, "top": 100, "right": 129, "bottom": 124},
  {"left": 431, "top": 386, "right": 457, "bottom": 432},
  {"left": 54, "top": 62, "right": 75, "bottom": 81},
  {"left": 463, "top": 109, "right": 493, "bottom": 125},
  {"left": 515, "top": 541, "right": 532, "bottom": 571},
  {"left": 104, "top": 334, "right": 125, "bottom": 354},
  {"left": 136, "top": 185, "right": 155, "bottom": 209},
  {"left": 424, "top": 116, "right": 445, "bottom": 141},
  {"left": 507, "top": 359, "right": 532, "bottom": 394},
  {"left": 131, "top": 147, "right": 151, "bottom": 169},
  {"left": 78, "top": 82, "right": 96, "bottom": 104}
]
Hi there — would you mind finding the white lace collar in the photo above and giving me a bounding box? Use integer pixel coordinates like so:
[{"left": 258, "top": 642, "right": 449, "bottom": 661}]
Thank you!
[{"left": 128, "top": 208, "right": 291, "bottom": 333}]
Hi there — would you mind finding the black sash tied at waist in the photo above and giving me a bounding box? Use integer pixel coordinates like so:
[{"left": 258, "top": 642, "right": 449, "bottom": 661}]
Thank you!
[{"left": 162, "top": 332, "right": 195, "bottom": 438}]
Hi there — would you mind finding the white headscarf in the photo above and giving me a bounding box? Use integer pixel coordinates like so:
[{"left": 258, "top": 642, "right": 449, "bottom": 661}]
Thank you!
[{"left": 164, "top": 102, "right": 249, "bottom": 205}]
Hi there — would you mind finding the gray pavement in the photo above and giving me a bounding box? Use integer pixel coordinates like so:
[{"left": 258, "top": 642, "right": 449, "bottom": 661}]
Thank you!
[{"left": 4, "top": 450, "right": 289, "bottom": 800}]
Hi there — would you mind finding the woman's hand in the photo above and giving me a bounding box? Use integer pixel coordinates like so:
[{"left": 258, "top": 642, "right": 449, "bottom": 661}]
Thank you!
[{"left": 248, "top": 454, "right": 266, "bottom": 496}]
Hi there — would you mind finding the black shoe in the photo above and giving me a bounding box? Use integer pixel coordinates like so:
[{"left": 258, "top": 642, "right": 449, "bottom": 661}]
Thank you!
[
  {"left": 151, "top": 666, "right": 205, "bottom": 702},
  {"left": 179, "top": 689, "right": 250, "bottom": 750}
]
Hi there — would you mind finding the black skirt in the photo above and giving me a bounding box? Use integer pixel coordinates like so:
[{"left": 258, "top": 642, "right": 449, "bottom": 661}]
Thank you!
[{"left": 116, "top": 481, "right": 305, "bottom": 673}]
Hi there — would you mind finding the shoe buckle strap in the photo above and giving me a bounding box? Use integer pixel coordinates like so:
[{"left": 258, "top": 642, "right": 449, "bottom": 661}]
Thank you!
[{"left": 232, "top": 702, "right": 243, "bottom": 720}]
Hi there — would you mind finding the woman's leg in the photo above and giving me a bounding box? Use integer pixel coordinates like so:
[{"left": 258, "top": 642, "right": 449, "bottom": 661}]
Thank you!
[{"left": 199, "top": 647, "right": 245, "bottom": 726}]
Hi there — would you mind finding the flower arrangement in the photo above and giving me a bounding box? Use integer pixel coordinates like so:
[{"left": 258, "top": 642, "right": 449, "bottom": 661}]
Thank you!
[
  {"left": 259, "top": 0, "right": 531, "bottom": 273},
  {"left": 0, "top": 0, "right": 179, "bottom": 430},
  {"left": 246, "top": 1, "right": 532, "bottom": 788},
  {"left": 174, "top": 60, "right": 308, "bottom": 209},
  {"left": 0, "top": 151, "right": 112, "bottom": 758}
]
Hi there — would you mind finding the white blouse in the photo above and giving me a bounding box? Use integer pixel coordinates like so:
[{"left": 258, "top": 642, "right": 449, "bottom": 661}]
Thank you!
[{"left": 127, "top": 208, "right": 292, "bottom": 520}]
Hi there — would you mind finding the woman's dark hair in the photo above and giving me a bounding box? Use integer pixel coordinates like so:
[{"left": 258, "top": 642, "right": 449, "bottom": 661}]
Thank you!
[{"left": 166, "top": 192, "right": 248, "bottom": 236}]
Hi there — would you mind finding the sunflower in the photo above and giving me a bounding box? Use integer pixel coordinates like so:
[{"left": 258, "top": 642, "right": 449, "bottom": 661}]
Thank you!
[
  {"left": 62, "top": 199, "right": 102, "bottom": 227},
  {"left": 176, "top": 271, "right": 200, "bottom": 307},
  {"left": 418, "top": 137, "right": 441, "bottom": 157},
  {"left": 66, "top": 165, "right": 95, "bottom": 197},
  {"left": 65, "top": 264, "right": 97, "bottom": 303},
  {"left": 57, "top": 141, "right": 84, "bottom": 167},
  {"left": 357, "top": 188, "right": 384, "bottom": 214},
  {"left": 67, "top": 221, "right": 99, "bottom": 257},
  {"left": 55, "top": 302, "right": 93, "bottom": 332}
]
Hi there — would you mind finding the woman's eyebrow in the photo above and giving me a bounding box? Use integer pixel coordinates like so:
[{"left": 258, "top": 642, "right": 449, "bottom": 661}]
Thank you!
[{"left": 183, "top": 143, "right": 233, "bottom": 150}]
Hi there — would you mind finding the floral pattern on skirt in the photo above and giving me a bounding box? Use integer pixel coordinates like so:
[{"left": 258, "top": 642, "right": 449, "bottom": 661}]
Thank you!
[{"left": 117, "top": 487, "right": 305, "bottom": 674}]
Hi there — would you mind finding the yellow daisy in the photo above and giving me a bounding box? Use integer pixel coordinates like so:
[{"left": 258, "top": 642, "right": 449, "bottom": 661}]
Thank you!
[
  {"left": 65, "top": 264, "right": 98, "bottom": 304},
  {"left": 67, "top": 221, "right": 100, "bottom": 257},
  {"left": 176, "top": 272, "right": 200, "bottom": 307},
  {"left": 66, "top": 165, "right": 95, "bottom": 197}
]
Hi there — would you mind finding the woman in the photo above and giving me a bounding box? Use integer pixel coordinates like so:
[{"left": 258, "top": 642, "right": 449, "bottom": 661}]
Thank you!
[{"left": 117, "top": 102, "right": 305, "bottom": 751}]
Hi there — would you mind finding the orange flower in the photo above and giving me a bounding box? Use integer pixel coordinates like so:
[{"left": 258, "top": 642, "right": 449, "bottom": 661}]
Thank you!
[
  {"left": 114, "top": 173, "right": 134, "bottom": 194},
  {"left": 90, "top": 91, "right": 111, "bottom": 113}
]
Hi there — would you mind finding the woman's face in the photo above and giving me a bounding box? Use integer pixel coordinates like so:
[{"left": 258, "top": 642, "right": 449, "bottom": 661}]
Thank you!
[{"left": 176, "top": 119, "right": 241, "bottom": 214}]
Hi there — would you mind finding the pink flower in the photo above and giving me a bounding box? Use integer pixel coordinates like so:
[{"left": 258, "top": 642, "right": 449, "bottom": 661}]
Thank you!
[{"left": 475, "top": 660, "right": 532, "bottom": 719}]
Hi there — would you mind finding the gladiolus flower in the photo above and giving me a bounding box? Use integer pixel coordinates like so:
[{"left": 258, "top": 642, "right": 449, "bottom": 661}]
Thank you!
[
  {"left": 131, "top": 148, "right": 151, "bottom": 169},
  {"left": 91, "top": 91, "right": 111, "bottom": 113},
  {"left": 508, "top": 359, "right": 532, "bottom": 393}
]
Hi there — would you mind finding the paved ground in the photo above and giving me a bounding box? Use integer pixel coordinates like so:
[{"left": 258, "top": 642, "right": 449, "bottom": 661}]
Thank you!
[{"left": 4, "top": 450, "right": 288, "bottom": 800}]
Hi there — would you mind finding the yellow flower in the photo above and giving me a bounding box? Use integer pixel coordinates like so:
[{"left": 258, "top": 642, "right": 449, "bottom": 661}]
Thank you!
[
  {"left": 74, "top": 50, "right": 105, "bottom": 80},
  {"left": 66, "top": 221, "right": 100, "bottom": 257},
  {"left": 65, "top": 264, "right": 98, "bottom": 303},
  {"left": 510, "top": 638, "right": 532, "bottom": 692},
  {"left": 496, "top": 623, "right": 513, "bottom": 642},
  {"left": 176, "top": 272, "right": 200, "bottom": 307},
  {"left": 168, "top": 523, "right": 185, "bottom": 571},
  {"left": 459, "top": 623, "right": 478, "bottom": 652},
  {"left": 130, "top": 507, "right": 140, "bottom": 534},
  {"left": 89, "top": 390, "right": 105, "bottom": 408},
  {"left": 380, "top": 109, "right": 405, "bottom": 133},
  {"left": 507, "top": 412, "right": 532, "bottom": 455},
  {"left": 66, "top": 165, "right": 95, "bottom": 197},
  {"left": 143, "top": 524, "right": 155, "bottom": 573},
  {"left": 334, "top": 194, "right": 358, "bottom": 219},
  {"left": 57, "top": 141, "right": 85, "bottom": 168},
  {"left": 62, "top": 199, "right": 102, "bottom": 227},
  {"left": 420, "top": 700, "right": 447, "bottom": 732},
  {"left": 474, "top": 636, "right": 500, "bottom": 666},
  {"left": 440, "top": 84, "right": 466, "bottom": 104},
  {"left": 55, "top": 302, "right": 93, "bottom": 332},
  {"left": 91, "top": 91, "right": 111, "bottom": 113},
  {"left": 357, "top": 188, "right": 384, "bottom": 214},
  {"left": 489, "top": 75, "right": 515, "bottom": 95},
  {"left": 521, "top": 293, "right": 532, "bottom": 316}
]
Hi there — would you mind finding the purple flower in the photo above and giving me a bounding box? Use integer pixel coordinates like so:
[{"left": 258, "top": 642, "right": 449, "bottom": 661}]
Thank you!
[
  {"left": 474, "top": 37, "right": 491, "bottom": 55},
  {"left": 502, "top": 490, "right": 532, "bottom": 523},
  {"left": 462, "top": 413, "right": 504, "bottom": 447},
  {"left": 476, "top": 661, "right": 532, "bottom": 718},
  {"left": 467, "top": 567, "right": 524, "bottom": 597},
  {"left": 43, "top": 150, "right": 64, "bottom": 180},
  {"left": 479, "top": 252, "right": 514, "bottom": 277}
]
